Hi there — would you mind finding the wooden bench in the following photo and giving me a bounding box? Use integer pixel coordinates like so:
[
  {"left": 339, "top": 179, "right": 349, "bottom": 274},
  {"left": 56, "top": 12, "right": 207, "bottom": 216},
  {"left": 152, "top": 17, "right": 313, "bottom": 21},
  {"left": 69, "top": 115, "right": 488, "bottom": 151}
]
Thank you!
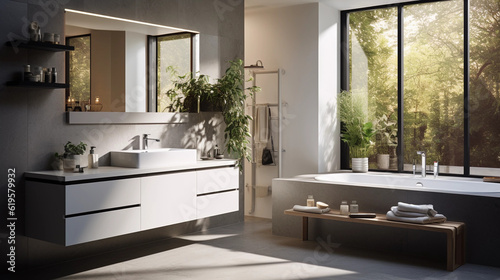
[{"left": 284, "top": 209, "right": 465, "bottom": 271}]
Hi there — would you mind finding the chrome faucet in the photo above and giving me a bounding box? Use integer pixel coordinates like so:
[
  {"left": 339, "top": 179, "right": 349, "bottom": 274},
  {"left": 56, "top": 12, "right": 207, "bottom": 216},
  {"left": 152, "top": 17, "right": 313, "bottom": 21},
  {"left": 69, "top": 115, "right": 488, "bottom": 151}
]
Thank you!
[
  {"left": 417, "top": 151, "right": 426, "bottom": 178},
  {"left": 143, "top": 134, "right": 160, "bottom": 150}
]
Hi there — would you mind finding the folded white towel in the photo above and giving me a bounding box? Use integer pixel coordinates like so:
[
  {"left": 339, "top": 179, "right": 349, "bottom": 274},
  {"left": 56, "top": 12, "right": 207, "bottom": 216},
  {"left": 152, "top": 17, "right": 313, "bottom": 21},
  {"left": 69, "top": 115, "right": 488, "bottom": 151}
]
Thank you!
[
  {"left": 293, "top": 205, "right": 331, "bottom": 214},
  {"left": 386, "top": 211, "right": 446, "bottom": 224},
  {"left": 390, "top": 206, "right": 428, "bottom": 217},
  {"left": 397, "top": 202, "right": 437, "bottom": 217}
]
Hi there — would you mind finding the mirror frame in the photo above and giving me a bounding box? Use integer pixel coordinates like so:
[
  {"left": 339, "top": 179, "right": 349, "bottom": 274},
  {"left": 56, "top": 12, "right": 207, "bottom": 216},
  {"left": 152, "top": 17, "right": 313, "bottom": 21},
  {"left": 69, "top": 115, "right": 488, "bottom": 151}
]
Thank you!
[{"left": 64, "top": 9, "right": 199, "bottom": 124}]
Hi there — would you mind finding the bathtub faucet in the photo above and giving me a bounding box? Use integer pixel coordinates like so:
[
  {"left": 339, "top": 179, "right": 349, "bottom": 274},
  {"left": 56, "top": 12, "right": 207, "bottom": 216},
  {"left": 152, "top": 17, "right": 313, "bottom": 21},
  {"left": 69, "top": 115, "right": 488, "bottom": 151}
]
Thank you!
[{"left": 417, "top": 151, "right": 426, "bottom": 178}]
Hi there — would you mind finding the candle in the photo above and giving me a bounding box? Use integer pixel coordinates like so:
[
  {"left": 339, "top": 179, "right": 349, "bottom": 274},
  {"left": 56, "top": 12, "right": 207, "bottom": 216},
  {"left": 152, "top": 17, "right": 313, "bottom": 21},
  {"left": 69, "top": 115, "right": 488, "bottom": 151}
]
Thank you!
[{"left": 95, "top": 96, "right": 100, "bottom": 104}]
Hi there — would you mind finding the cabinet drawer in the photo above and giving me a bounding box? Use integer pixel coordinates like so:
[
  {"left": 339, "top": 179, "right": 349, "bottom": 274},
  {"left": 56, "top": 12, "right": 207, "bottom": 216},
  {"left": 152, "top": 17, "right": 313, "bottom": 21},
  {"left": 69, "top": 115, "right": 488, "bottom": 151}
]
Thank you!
[
  {"left": 66, "top": 206, "right": 140, "bottom": 246},
  {"left": 66, "top": 178, "right": 140, "bottom": 215},
  {"left": 141, "top": 172, "right": 197, "bottom": 230},
  {"left": 196, "top": 167, "right": 239, "bottom": 195},
  {"left": 196, "top": 190, "right": 239, "bottom": 219}
]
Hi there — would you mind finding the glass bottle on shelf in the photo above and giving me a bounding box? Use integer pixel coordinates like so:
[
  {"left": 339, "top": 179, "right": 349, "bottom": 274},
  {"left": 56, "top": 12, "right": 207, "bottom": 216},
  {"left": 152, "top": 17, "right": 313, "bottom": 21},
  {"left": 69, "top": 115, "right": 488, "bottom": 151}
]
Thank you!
[{"left": 340, "top": 200, "right": 349, "bottom": 215}]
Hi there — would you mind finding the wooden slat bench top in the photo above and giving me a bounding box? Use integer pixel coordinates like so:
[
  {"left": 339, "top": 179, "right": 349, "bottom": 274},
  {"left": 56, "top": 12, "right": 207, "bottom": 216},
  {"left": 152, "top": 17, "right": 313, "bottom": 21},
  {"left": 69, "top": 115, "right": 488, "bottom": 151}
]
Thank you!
[{"left": 284, "top": 209, "right": 465, "bottom": 271}]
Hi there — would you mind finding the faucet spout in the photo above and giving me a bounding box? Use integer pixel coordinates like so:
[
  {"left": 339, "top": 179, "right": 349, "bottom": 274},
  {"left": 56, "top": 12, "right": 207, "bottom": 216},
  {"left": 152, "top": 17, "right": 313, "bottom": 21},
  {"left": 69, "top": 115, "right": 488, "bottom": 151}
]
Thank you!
[
  {"left": 417, "top": 151, "right": 426, "bottom": 178},
  {"left": 143, "top": 134, "right": 160, "bottom": 150}
]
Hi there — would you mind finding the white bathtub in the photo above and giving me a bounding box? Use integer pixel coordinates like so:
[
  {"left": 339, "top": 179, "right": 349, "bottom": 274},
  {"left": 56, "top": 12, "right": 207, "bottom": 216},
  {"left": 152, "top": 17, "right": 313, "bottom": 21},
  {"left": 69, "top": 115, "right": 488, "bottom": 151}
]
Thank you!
[{"left": 314, "top": 173, "right": 500, "bottom": 196}]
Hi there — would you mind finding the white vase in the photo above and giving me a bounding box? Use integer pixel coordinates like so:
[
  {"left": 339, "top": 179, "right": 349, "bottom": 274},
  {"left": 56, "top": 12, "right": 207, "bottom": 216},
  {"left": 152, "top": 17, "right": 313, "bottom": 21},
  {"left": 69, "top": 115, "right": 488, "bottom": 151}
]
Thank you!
[
  {"left": 63, "top": 155, "right": 79, "bottom": 172},
  {"left": 376, "top": 154, "right": 390, "bottom": 169},
  {"left": 352, "top": 158, "right": 368, "bottom": 173}
]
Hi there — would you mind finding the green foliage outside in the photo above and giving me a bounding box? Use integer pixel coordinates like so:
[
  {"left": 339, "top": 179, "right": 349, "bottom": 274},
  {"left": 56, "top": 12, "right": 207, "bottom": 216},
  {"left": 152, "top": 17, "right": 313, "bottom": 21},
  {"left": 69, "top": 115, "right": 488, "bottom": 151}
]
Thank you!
[
  {"left": 67, "top": 36, "right": 91, "bottom": 103},
  {"left": 349, "top": 0, "right": 500, "bottom": 173}
]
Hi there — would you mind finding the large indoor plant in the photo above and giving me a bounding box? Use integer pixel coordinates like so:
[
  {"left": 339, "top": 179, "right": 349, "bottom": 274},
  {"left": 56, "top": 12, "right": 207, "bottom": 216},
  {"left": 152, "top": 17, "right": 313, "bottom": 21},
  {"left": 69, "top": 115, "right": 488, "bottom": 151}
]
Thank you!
[
  {"left": 166, "top": 59, "right": 260, "bottom": 170},
  {"left": 338, "top": 90, "right": 375, "bottom": 172},
  {"left": 165, "top": 70, "right": 212, "bottom": 113}
]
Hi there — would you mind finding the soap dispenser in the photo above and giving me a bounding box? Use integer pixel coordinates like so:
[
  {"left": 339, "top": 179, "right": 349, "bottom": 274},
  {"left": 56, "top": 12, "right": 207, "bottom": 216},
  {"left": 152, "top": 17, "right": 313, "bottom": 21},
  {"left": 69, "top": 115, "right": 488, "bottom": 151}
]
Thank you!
[{"left": 88, "top": 146, "right": 98, "bottom": 169}]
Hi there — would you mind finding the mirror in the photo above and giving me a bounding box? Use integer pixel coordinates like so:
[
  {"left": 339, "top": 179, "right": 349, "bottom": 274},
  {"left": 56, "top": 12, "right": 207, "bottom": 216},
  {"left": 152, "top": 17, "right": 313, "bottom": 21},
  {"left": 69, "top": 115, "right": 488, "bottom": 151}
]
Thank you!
[{"left": 64, "top": 9, "right": 199, "bottom": 113}]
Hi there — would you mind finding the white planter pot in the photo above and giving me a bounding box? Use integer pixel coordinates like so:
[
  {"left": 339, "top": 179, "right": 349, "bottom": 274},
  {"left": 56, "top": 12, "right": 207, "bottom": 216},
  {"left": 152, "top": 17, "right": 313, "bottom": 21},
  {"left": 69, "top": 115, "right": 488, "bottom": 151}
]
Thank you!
[
  {"left": 376, "top": 154, "right": 390, "bottom": 169},
  {"left": 389, "top": 156, "right": 398, "bottom": 170},
  {"left": 352, "top": 158, "right": 368, "bottom": 173},
  {"left": 63, "top": 155, "right": 80, "bottom": 172}
]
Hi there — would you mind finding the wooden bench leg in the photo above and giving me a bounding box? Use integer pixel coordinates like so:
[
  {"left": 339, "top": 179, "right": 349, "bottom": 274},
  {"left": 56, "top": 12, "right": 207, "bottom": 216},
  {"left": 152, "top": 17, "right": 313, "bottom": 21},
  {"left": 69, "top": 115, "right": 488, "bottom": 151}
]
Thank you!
[
  {"left": 302, "top": 217, "right": 308, "bottom": 241},
  {"left": 446, "top": 231, "right": 456, "bottom": 271},
  {"left": 456, "top": 225, "right": 466, "bottom": 268}
]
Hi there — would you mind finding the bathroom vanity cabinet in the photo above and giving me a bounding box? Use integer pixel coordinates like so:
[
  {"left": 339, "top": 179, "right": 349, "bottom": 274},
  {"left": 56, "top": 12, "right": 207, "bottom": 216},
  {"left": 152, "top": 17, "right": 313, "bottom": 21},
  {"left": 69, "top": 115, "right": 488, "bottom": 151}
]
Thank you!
[{"left": 24, "top": 160, "right": 238, "bottom": 246}]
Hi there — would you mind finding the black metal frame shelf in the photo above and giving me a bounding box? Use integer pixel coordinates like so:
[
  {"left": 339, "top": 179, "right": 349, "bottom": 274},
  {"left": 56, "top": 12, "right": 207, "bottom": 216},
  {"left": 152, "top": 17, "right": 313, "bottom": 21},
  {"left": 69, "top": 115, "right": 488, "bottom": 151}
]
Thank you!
[
  {"left": 6, "top": 81, "right": 68, "bottom": 89},
  {"left": 6, "top": 40, "right": 74, "bottom": 52}
]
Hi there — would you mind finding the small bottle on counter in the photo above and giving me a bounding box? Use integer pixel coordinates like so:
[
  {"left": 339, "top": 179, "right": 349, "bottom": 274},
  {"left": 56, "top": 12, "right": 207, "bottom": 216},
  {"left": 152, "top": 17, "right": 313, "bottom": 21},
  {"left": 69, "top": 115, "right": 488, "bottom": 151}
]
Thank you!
[
  {"left": 350, "top": 200, "right": 359, "bottom": 213},
  {"left": 88, "top": 146, "right": 99, "bottom": 169},
  {"left": 307, "top": 195, "right": 315, "bottom": 207},
  {"left": 340, "top": 200, "right": 349, "bottom": 215}
]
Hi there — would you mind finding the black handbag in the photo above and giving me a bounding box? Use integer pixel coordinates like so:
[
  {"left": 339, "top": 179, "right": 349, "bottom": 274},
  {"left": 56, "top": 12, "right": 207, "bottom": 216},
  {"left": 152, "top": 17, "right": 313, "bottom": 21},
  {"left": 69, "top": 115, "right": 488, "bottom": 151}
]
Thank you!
[{"left": 262, "top": 107, "right": 275, "bottom": 165}]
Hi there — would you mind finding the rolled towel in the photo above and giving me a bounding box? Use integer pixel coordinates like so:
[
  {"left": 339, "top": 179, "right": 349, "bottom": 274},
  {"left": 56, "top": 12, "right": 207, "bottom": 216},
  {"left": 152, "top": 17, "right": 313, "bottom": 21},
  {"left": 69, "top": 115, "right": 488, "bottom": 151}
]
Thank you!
[
  {"left": 391, "top": 206, "right": 428, "bottom": 217},
  {"left": 293, "top": 205, "right": 330, "bottom": 214},
  {"left": 397, "top": 202, "right": 438, "bottom": 217},
  {"left": 386, "top": 211, "right": 446, "bottom": 224}
]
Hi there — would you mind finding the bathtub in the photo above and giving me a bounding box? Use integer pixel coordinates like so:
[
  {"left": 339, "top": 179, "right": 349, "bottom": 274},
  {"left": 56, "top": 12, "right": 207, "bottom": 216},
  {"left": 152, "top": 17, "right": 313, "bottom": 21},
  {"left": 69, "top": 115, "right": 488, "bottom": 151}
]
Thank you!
[
  {"left": 314, "top": 172, "right": 500, "bottom": 197},
  {"left": 273, "top": 172, "right": 500, "bottom": 267}
]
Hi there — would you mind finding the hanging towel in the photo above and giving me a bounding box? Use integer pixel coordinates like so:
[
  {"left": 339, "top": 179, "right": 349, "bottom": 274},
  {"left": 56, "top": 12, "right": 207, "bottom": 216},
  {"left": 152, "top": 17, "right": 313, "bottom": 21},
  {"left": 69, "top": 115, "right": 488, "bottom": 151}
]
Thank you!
[
  {"left": 255, "top": 106, "right": 268, "bottom": 144},
  {"left": 390, "top": 206, "right": 428, "bottom": 217},
  {"left": 397, "top": 202, "right": 437, "bottom": 217},
  {"left": 293, "top": 205, "right": 331, "bottom": 214},
  {"left": 386, "top": 211, "right": 446, "bottom": 224}
]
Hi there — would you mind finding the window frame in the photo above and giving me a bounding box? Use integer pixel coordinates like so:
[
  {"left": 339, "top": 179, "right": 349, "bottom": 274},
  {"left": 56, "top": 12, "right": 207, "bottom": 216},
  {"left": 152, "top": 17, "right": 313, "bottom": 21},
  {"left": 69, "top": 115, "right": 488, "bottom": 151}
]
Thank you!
[
  {"left": 340, "top": 0, "right": 473, "bottom": 176},
  {"left": 65, "top": 34, "right": 91, "bottom": 110},
  {"left": 148, "top": 32, "right": 196, "bottom": 112}
]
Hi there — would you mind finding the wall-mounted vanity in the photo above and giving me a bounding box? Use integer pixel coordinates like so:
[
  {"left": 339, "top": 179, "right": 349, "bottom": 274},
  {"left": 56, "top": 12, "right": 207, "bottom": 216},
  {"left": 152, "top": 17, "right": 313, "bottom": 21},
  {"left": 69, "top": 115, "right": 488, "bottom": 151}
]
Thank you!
[{"left": 25, "top": 160, "right": 238, "bottom": 246}]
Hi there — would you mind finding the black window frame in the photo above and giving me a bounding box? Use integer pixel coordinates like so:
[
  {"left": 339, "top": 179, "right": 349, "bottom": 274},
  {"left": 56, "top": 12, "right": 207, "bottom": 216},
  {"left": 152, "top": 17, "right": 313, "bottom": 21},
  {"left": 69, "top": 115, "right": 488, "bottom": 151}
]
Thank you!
[
  {"left": 148, "top": 32, "right": 195, "bottom": 112},
  {"left": 340, "top": 0, "right": 473, "bottom": 176}
]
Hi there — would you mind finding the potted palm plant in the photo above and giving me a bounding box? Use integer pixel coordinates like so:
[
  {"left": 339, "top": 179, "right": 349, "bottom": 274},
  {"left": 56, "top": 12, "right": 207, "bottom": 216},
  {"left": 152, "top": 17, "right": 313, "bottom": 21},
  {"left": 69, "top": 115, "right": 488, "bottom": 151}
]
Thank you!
[
  {"left": 374, "top": 114, "right": 397, "bottom": 169},
  {"left": 338, "top": 90, "right": 375, "bottom": 172}
]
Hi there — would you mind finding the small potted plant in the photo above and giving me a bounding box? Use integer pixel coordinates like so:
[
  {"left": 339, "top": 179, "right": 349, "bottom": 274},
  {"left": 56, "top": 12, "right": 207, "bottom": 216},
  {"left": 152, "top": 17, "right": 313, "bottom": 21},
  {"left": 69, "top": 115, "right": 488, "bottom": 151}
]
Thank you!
[
  {"left": 52, "top": 152, "right": 64, "bottom": 170},
  {"left": 374, "top": 114, "right": 397, "bottom": 169},
  {"left": 61, "top": 141, "right": 87, "bottom": 172},
  {"left": 338, "top": 90, "right": 375, "bottom": 172}
]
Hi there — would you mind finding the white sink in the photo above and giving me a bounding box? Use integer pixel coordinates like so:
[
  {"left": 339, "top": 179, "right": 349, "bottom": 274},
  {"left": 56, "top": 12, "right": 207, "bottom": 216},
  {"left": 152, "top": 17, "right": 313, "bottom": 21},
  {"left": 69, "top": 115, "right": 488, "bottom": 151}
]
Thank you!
[{"left": 110, "top": 148, "right": 197, "bottom": 169}]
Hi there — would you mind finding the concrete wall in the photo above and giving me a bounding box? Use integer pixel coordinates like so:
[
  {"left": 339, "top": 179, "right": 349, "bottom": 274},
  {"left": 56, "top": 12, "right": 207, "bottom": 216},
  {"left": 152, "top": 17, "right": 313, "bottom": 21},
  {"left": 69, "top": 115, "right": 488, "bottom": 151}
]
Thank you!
[
  {"left": 0, "top": 0, "right": 244, "bottom": 272},
  {"left": 244, "top": 3, "right": 340, "bottom": 218}
]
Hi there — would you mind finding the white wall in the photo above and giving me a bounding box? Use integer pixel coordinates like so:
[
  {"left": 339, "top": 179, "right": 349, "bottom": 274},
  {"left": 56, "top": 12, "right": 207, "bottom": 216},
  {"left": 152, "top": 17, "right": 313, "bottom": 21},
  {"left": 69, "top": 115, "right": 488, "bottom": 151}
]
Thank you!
[
  {"left": 91, "top": 30, "right": 126, "bottom": 112},
  {"left": 125, "top": 31, "right": 147, "bottom": 112},
  {"left": 244, "top": 3, "right": 340, "bottom": 218},
  {"left": 318, "top": 2, "right": 340, "bottom": 173}
]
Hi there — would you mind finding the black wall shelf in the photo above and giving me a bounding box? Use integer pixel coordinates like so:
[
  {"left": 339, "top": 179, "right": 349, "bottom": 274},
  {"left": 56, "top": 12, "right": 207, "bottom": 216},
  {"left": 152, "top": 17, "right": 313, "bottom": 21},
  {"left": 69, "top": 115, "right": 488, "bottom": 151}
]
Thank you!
[
  {"left": 6, "top": 40, "right": 74, "bottom": 52},
  {"left": 6, "top": 81, "right": 69, "bottom": 89}
]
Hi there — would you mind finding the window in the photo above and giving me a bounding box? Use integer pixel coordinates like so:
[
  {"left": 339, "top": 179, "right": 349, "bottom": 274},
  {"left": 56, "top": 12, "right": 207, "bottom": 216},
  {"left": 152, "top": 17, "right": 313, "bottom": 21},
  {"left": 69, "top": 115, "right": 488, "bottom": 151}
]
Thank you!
[
  {"left": 154, "top": 33, "right": 193, "bottom": 112},
  {"left": 403, "top": 1, "right": 464, "bottom": 174},
  {"left": 349, "top": 8, "right": 398, "bottom": 170},
  {"left": 342, "top": 0, "right": 500, "bottom": 176},
  {"left": 66, "top": 35, "right": 91, "bottom": 110},
  {"left": 469, "top": 0, "right": 500, "bottom": 176}
]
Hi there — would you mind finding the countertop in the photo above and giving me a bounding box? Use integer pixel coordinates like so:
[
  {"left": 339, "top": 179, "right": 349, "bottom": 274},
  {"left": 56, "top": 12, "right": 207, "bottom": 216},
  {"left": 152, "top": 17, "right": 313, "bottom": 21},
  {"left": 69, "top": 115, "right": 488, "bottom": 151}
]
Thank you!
[{"left": 25, "top": 159, "right": 238, "bottom": 183}]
